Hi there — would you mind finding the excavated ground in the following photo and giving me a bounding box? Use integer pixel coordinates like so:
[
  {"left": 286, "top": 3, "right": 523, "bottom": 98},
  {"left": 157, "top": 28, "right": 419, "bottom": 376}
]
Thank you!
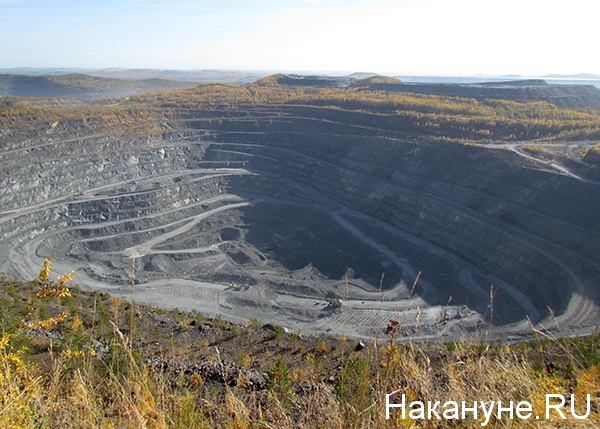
[{"left": 1, "top": 106, "right": 599, "bottom": 340}]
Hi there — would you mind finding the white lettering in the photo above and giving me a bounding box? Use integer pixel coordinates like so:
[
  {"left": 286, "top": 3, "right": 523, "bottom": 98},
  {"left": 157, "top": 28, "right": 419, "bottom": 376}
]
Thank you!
[
  {"left": 546, "top": 394, "right": 567, "bottom": 419},
  {"left": 571, "top": 394, "right": 591, "bottom": 420},
  {"left": 386, "top": 392, "right": 591, "bottom": 423},
  {"left": 496, "top": 401, "right": 514, "bottom": 421},
  {"left": 442, "top": 401, "right": 460, "bottom": 420},
  {"left": 479, "top": 401, "right": 496, "bottom": 426},
  {"left": 409, "top": 400, "right": 425, "bottom": 420},
  {"left": 462, "top": 401, "right": 478, "bottom": 419},
  {"left": 385, "top": 391, "right": 406, "bottom": 420},
  {"left": 515, "top": 401, "right": 532, "bottom": 420},
  {"left": 427, "top": 401, "right": 441, "bottom": 420}
]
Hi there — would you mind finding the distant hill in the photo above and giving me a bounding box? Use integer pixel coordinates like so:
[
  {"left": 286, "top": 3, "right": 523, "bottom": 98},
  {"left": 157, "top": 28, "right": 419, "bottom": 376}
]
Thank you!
[
  {"left": 273, "top": 74, "right": 356, "bottom": 87},
  {"left": 5, "top": 69, "right": 600, "bottom": 108},
  {"left": 359, "top": 79, "right": 600, "bottom": 109},
  {"left": 544, "top": 73, "right": 600, "bottom": 80},
  {"left": 86, "top": 68, "right": 269, "bottom": 84},
  {"left": 0, "top": 68, "right": 270, "bottom": 83},
  {"left": 260, "top": 73, "right": 382, "bottom": 88},
  {"left": 0, "top": 73, "right": 199, "bottom": 100},
  {"left": 0, "top": 69, "right": 275, "bottom": 100}
]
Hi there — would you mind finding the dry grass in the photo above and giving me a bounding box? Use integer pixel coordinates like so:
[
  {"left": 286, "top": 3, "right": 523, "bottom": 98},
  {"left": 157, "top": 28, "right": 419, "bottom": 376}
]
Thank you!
[{"left": 0, "top": 265, "right": 598, "bottom": 428}]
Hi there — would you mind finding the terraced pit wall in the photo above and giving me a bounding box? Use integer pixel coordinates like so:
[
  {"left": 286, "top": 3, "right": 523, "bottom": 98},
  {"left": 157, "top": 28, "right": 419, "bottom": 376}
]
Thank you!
[{"left": 1, "top": 104, "right": 599, "bottom": 339}]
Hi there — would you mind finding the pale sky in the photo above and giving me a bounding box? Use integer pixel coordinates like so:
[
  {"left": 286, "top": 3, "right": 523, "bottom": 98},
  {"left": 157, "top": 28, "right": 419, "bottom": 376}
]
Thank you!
[{"left": 1, "top": 0, "right": 597, "bottom": 76}]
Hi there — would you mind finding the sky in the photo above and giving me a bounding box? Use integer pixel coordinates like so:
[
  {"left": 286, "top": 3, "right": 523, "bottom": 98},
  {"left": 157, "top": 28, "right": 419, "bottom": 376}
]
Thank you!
[{"left": 1, "top": 0, "right": 598, "bottom": 76}]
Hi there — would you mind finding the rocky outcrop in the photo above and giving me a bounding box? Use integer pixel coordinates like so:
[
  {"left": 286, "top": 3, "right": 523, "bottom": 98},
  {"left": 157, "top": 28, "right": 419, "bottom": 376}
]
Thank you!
[{"left": 146, "top": 357, "right": 268, "bottom": 390}]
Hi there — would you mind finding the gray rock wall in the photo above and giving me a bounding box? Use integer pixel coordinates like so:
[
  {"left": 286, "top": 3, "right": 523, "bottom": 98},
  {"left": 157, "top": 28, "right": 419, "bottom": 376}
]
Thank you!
[{"left": 1, "top": 109, "right": 599, "bottom": 336}]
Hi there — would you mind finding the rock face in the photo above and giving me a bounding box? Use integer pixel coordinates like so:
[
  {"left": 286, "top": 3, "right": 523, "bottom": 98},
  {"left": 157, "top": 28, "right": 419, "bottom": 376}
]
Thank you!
[{"left": 1, "top": 104, "right": 599, "bottom": 340}]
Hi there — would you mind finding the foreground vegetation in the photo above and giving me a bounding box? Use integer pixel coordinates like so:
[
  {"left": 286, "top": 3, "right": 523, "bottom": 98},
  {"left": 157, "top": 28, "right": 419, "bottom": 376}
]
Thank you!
[{"left": 1, "top": 262, "right": 598, "bottom": 428}]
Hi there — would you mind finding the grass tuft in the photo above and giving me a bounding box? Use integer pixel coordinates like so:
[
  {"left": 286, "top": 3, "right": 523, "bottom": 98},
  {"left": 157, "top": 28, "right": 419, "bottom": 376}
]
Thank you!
[{"left": 0, "top": 263, "right": 598, "bottom": 428}]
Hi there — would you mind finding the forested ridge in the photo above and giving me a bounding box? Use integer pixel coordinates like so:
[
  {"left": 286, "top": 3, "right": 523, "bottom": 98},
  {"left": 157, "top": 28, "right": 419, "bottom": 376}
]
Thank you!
[
  {"left": 132, "top": 77, "right": 600, "bottom": 143},
  {"left": 2, "top": 74, "right": 600, "bottom": 148}
]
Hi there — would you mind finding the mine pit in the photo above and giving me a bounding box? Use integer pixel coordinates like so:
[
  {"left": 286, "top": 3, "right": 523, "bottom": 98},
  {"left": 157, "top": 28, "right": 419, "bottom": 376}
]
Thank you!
[{"left": 1, "top": 94, "right": 599, "bottom": 340}]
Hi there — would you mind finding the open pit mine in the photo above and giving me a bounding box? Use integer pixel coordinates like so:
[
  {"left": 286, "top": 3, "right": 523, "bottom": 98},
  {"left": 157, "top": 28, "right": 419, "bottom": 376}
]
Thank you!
[{"left": 1, "top": 76, "right": 600, "bottom": 340}]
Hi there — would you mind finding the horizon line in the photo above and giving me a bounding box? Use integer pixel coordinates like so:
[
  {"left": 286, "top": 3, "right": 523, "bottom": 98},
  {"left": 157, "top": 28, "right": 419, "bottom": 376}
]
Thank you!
[{"left": 1, "top": 66, "right": 600, "bottom": 80}]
